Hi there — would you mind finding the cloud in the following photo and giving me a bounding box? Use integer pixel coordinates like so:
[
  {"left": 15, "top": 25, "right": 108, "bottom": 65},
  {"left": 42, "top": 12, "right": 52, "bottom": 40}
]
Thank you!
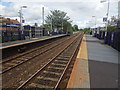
[
  {"left": 2, "top": 0, "right": 119, "bottom": 3},
  {"left": 1, "top": 0, "right": 118, "bottom": 28}
]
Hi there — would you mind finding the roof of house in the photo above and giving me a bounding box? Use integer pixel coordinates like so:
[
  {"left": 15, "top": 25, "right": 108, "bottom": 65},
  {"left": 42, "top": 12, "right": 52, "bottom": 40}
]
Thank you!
[
  {"left": 10, "top": 19, "right": 20, "bottom": 24},
  {"left": 0, "top": 18, "right": 20, "bottom": 25}
]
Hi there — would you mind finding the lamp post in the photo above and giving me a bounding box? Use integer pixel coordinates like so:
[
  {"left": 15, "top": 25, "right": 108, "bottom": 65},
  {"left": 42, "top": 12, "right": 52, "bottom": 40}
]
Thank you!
[
  {"left": 42, "top": 7, "right": 44, "bottom": 26},
  {"left": 92, "top": 16, "right": 97, "bottom": 36},
  {"left": 117, "top": 1, "right": 120, "bottom": 32},
  {"left": 62, "top": 19, "right": 63, "bottom": 31},
  {"left": 101, "top": 0, "right": 110, "bottom": 31},
  {"left": 92, "top": 16, "right": 96, "bottom": 29},
  {"left": 19, "top": 6, "right": 27, "bottom": 39},
  {"left": 51, "top": 16, "right": 53, "bottom": 31}
]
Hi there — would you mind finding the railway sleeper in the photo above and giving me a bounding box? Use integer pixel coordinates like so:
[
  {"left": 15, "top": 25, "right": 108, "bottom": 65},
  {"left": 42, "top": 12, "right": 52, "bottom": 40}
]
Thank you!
[
  {"left": 47, "top": 68, "right": 63, "bottom": 73},
  {"left": 54, "top": 61, "right": 67, "bottom": 65},
  {"left": 11, "top": 60, "right": 23, "bottom": 63},
  {"left": 42, "top": 72, "right": 60, "bottom": 79},
  {"left": 51, "top": 63, "right": 66, "bottom": 67},
  {"left": 37, "top": 76, "right": 58, "bottom": 82},
  {"left": 59, "top": 55, "right": 71, "bottom": 58},
  {"left": 29, "top": 83, "right": 54, "bottom": 88},
  {"left": 5, "top": 63, "right": 17, "bottom": 66},
  {"left": 55, "top": 60, "right": 68, "bottom": 63},
  {"left": 51, "top": 64, "right": 66, "bottom": 68},
  {"left": 36, "top": 78, "right": 57, "bottom": 86},
  {"left": 57, "top": 57, "right": 69, "bottom": 61},
  {"left": 48, "top": 66, "right": 64, "bottom": 70},
  {"left": 43, "top": 70, "right": 61, "bottom": 76}
]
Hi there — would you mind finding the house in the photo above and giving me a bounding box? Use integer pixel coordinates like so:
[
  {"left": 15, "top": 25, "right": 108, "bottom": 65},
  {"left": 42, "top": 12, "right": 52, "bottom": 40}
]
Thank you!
[{"left": 0, "top": 18, "right": 20, "bottom": 31}]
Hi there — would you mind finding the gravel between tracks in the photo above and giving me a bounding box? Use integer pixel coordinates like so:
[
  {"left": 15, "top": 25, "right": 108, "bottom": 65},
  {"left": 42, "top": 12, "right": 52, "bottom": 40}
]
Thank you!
[{"left": 2, "top": 33, "right": 79, "bottom": 88}]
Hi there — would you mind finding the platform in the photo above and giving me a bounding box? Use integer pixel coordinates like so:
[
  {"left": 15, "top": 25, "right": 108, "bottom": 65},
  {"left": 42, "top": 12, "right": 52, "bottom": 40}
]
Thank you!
[
  {"left": 67, "top": 35, "right": 119, "bottom": 88},
  {"left": 0, "top": 34, "right": 66, "bottom": 49}
]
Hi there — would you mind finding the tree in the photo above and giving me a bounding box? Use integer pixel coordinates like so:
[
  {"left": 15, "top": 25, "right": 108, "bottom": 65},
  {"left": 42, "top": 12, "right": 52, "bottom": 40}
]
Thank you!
[
  {"left": 73, "top": 25, "right": 79, "bottom": 31},
  {"left": 107, "top": 25, "right": 116, "bottom": 32},
  {"left": 63, "top": 21, "right": 73, "bottom": 33},
  {"left": 45, "top": 10, "right": 71, "bottom": 32},
  {"left": 34, "top": 23, "right": 38, "bottom": 27}
]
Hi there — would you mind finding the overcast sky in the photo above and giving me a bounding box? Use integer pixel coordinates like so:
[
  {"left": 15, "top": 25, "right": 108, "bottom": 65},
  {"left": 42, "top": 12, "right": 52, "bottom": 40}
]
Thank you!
[{"left": 0, "top": 0, "right": 119, "bottom": 29}]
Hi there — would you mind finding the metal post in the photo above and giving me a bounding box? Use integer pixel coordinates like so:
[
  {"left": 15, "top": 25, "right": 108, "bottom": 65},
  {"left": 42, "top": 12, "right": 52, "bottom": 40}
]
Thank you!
[
  {"left": 20, "top": 7, "right": 23, "bottom": 35},
  {"left": 92, "top": 16, "right": 96, "bottom": 35},
  {"left": 62, "top": 19, "right": 63, "bottom": 31},
  {"left": 19, "top": 6, "right": 27, "bottom": 40},
  {"left": 42, "top": 7, "right": 44, "bottom": 26},
  {"left": 29, "top": 27, "right": 32, "bottom": 38},
  {"left": 106, "top": 0, "right": 110, "bottom": 31},
  {"left": 100, "top": 0, "right": 110, "bottom": 31},
  {"left": 51, "top": 17, "right": 52, "bottom": 31},
  {"left": 117, "top": 1, "right": 120, "bottom": 32}
]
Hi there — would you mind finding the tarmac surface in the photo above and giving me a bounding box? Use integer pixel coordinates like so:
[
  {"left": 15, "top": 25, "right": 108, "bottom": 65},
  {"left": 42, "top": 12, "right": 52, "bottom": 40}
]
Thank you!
[{"left": 86, "top": 35, "right": 119, "bottom": 88}]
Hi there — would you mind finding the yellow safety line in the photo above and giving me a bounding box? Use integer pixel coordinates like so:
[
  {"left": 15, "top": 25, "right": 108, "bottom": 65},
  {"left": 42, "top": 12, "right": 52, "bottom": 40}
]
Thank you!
[{"left": 67, "top": 35, "right": 90, "bottom": 88}]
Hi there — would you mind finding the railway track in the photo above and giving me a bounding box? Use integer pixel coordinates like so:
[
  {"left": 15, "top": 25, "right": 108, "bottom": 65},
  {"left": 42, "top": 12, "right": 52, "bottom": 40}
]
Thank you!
[
  {"left": 1, "top": 36, "right": 66, "bottom": 63},
  {"left": 17, "top": 32, "right": 84, "bottom": 89},
  {"left": 2, "top": 32, "right": 83, "bottom": 88},
  {"left": 1, "top": 35, "right": 74, "bottom": 74}
]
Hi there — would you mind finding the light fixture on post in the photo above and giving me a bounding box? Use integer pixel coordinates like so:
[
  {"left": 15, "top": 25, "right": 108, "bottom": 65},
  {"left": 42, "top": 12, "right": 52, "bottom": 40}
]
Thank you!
[
  {"left": 100, "top": 0, "right": 110, "bottom": 31},
  {"left": 92, "top": 16, "right": 97, "bottom": 36},
  {"left": 19, "top": 6, "right": 27, "bottom": 40}
]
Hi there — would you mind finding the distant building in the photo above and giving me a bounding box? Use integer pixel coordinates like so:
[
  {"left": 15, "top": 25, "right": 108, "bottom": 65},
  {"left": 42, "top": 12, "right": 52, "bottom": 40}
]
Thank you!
[
  {"left": 0, "top": 18, "right": 20, "bottom": 31},
  {"left": 0, "top": 18, "right": 21, "bottom": 42},
  {"left": 23, "top": 25, "right": 43, "bottom": 39}
]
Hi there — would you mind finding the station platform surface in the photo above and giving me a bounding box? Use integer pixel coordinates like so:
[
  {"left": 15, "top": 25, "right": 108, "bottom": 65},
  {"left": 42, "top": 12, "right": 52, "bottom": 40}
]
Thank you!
[
  {"left": 67, "top": 35, "right": 119, "bottom": 88},
  {"left": 0, "top": 34, "right": 66, "bottom": 49}
]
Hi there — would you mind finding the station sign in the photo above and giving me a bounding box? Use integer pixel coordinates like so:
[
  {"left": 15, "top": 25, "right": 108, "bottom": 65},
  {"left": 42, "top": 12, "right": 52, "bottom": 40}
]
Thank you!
[{"left": 103, "top": 17, "right": 107, "bottom": 22}]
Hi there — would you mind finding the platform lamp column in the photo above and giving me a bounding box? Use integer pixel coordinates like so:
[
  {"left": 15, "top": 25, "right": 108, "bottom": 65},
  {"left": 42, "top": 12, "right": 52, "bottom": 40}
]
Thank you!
[
  {"left": 42, "top": 7, "right": 44, "bottom": 26},
  {"left": 19, "top": 6, "right": 27, "bottom": 40},
  {"left": 92, "top": 16, "right": 97, "bottom": 36},
  {"left": 42, "top": 7, "right": 44, "bottom": 36},
  {"left": 117, "top": 1, "right": 120, "bottom": 32},
  {"left": 51, "top": 16, "right": 53, "bottom": 31},
  {"left": 61, "top": 15, "right": 64, "bottom": 32},
  {"left": 101, "top": 0, "right": 110, "bottom": 31}
]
